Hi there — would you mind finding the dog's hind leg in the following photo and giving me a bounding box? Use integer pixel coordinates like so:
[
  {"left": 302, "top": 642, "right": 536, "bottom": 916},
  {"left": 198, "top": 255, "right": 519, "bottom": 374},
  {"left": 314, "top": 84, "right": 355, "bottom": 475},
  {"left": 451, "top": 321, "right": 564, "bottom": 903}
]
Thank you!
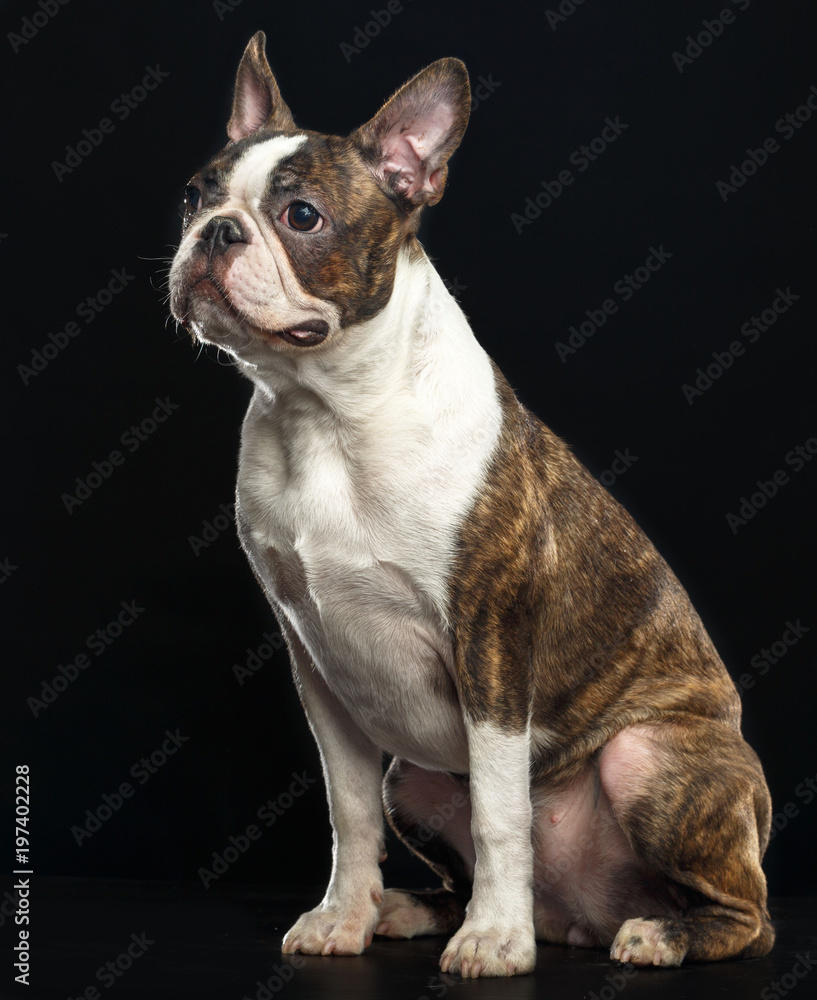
[
  {"left": 601, "top": 720, "right": 775, "bottom": 966},
  {"left": 377, "top": 757, "right": 472, "bottom": 938}
]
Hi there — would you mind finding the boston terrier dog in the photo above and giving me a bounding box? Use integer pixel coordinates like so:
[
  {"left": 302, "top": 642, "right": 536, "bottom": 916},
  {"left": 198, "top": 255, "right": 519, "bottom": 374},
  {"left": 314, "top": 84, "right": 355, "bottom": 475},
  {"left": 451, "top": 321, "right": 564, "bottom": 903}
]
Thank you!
[{"left": 169, "top": 31, "right": 774, "bottom": 978}]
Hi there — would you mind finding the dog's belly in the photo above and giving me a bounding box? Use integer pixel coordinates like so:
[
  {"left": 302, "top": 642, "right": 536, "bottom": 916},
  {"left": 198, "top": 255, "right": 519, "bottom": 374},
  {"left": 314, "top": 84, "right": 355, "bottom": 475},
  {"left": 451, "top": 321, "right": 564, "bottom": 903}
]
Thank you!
[
  {"left": 531, "top": 764, "right": 681, "bottom": 944},
  {"left": 242, "top": 528, "right": 469, "bottom": 773},
  {"left": 296, "top": 594, "right": 468, "bottom": 773}
]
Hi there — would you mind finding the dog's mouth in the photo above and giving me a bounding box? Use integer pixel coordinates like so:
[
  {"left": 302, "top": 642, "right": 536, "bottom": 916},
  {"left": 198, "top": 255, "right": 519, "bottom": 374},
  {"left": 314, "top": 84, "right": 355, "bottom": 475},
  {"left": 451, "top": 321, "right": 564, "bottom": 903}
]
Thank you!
[
  {"left": 184, "top": 277, "right": 329, "bottom": 347},
  {"left": 272, "top": 320, "right": 329, "bottom": 346}
]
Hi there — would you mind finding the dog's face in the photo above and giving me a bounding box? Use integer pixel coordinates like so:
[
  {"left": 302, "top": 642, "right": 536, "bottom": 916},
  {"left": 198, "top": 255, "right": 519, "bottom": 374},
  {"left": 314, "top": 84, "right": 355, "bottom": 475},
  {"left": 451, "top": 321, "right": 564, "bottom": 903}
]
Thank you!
[{"left": 169, "top": 33, "right": 470, "bottom": 364}]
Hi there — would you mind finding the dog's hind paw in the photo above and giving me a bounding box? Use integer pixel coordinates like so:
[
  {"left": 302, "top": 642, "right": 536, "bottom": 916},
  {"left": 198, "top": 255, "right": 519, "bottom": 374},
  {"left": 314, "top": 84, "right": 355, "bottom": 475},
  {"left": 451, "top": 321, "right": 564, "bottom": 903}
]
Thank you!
[
  {"left": 375, "top": 888, "right": 464, "bottom": 939},
  {"left": 610, "top": 917, "right": 686, "bottom": 967}
]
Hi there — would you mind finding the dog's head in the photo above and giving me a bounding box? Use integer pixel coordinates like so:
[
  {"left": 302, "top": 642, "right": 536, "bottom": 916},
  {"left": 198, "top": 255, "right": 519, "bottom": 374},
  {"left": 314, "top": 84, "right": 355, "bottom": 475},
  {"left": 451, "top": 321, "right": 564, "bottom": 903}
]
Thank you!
[{"left": 169, "top": 32, "right": 470, "bottom": 362}]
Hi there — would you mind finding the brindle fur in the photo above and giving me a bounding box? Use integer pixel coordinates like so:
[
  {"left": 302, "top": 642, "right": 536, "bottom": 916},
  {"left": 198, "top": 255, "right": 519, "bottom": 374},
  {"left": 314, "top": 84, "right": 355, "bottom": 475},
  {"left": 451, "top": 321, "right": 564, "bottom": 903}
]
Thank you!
[{"left": 393, "top": 366, "right": 775, "bottom": 961}]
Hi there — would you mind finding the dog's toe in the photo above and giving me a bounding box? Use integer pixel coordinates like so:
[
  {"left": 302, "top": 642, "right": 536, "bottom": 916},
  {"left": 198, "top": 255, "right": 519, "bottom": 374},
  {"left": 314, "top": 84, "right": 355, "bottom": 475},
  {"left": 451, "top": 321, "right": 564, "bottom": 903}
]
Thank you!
[
  {"left": 282, "top": 901, "right": 379, "bottom": 956},
  {"left": 440, "top": 921, "right": 537, "bottom": 977},
  {"left": 610, "top": 917, "right": 686, "bottom": 967}
]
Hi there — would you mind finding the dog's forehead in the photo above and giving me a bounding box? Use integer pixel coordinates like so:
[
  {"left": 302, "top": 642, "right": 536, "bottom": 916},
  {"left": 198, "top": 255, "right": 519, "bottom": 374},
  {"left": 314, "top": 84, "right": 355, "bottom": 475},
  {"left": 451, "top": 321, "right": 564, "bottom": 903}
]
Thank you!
[
  {"left": 200, "top": 131, "right": 358, "bottom": 204},
  {"left": 225, "top": 134, "right": 308, "bottom": 203}
]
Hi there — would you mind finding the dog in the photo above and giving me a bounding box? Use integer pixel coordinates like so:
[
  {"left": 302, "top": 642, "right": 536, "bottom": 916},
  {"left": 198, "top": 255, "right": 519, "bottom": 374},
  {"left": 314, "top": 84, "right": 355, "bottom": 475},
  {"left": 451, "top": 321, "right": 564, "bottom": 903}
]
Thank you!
[{"left": 169, "top": 31, "right": 774, "bottom": 978}]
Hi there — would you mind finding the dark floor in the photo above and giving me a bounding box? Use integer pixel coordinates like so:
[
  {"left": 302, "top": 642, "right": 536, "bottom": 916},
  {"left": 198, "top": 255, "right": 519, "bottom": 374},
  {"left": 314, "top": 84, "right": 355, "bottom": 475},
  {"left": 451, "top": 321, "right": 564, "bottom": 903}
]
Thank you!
[{"left": 8, "top": 879, "right": 816, "bottom": 999}]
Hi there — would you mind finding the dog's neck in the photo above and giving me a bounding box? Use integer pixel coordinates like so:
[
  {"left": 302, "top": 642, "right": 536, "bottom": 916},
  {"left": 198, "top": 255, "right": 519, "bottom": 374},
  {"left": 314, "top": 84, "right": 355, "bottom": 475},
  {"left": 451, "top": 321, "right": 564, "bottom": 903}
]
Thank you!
[{"left": 236, "top": 246, "right": 474, "bottom": 424}]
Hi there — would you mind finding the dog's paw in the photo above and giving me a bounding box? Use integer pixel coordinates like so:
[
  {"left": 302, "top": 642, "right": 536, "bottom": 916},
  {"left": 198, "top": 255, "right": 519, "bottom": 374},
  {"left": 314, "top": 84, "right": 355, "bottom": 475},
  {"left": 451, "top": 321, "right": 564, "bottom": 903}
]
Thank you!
[
  {"left": 375, "top": 888, "right": 464, "bottom": 939},
  {"left": 282, "top": 899, "right": 380, "bottom": 957},
  {"left": 375, "top": 889, "right": 437, "bottom": 939},
  {"left": 610, "top": 917, "right": 686, "bottom": 967},
  {"left": 439, "top": 921, "right": 537, "bottom": 978}
]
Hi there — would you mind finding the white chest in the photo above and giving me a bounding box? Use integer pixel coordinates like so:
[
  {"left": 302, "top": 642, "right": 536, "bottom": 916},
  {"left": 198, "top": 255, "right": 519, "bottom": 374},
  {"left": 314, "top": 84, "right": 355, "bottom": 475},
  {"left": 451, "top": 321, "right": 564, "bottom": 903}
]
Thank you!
[
  {"left": 236, "top": 395, "right": 467, "bottom": 770},
  {"left": 234, "top": 256, "right": 502, "bottom": 771}
]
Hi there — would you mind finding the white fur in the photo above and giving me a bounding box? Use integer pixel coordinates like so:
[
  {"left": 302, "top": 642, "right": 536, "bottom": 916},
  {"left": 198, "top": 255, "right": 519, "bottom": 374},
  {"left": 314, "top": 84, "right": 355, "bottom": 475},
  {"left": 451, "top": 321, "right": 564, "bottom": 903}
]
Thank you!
[
  {"left": 281, "top": 624, "right": 386, "bottom": 957},
  {"left": 237, "top": 247, "right": 502, "bottom": 773},
  {"left": 440, "top": 720, "right": 537, "bottom": 976},
  {"left": 229, "top": 134, "right": 307, "bottom": 209}
]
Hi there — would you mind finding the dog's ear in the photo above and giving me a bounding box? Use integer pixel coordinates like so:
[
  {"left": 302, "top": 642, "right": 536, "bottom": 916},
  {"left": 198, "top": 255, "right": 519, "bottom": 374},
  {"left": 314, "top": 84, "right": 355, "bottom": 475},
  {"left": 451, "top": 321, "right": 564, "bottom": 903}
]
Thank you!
[
  {"left": 227, "top": 31, "right": 296, "bottom": 141},
  {"left": 352, "top": 58, "right": 470, "bottom": 208}
]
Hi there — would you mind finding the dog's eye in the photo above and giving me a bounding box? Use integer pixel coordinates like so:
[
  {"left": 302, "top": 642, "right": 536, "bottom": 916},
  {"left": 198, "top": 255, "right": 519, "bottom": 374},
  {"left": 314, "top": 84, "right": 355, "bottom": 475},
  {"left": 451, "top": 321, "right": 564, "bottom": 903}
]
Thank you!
[
  {"left": 185, "top": 184, "right": 202, "bottom": 213},
  {"left": 283, "top": 201, "right": 323, "bottom": 233}
]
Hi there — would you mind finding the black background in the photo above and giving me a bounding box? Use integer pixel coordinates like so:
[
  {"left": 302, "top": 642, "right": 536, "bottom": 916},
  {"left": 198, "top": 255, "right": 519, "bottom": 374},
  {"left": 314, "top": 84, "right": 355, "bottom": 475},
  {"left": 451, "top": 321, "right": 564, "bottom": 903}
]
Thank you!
[{"left": 2, "top": 0, "right": 816, "bottom": 915}]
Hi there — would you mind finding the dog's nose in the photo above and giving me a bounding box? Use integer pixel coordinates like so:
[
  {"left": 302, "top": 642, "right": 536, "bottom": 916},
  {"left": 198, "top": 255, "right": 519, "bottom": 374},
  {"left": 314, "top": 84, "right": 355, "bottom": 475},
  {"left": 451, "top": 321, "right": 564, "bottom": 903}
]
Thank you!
[{"left": 201, "top": 215, "right": 247, "bottom": 254}]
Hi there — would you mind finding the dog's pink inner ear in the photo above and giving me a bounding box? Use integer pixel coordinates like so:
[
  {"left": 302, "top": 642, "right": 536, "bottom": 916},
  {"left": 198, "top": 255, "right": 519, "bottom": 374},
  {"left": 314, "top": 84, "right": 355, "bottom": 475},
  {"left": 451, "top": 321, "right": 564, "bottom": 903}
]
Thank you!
[
  {"left": 377, "top": 107, "right": 456, "bottom": 204},
  {"left": 227, "top": 32, "right": 296, "bottom": 141},
  {"left": 355, "top": 59, "right": 470, "bottom": 207},
  {"left": 229, "top": 69, "right": 275, "bottom": 141}
]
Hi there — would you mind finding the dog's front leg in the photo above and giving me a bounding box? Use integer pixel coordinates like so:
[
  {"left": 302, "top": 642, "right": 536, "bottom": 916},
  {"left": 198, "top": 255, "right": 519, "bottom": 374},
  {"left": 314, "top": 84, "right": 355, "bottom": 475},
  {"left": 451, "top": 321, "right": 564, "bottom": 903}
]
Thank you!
[
  {"left": 440, "top": 719, "right": 536, "bottom": 977},
  {"left": 280, "top": 625, "right": 385, "bottom": 956}
]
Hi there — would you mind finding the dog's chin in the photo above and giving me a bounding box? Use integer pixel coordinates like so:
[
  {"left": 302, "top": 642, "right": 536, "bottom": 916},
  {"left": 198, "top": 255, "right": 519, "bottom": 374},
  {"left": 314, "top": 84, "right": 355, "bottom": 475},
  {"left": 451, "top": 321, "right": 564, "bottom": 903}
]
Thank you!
[{"left": 181, "top": 290, "right": 330, "bottom": 352}]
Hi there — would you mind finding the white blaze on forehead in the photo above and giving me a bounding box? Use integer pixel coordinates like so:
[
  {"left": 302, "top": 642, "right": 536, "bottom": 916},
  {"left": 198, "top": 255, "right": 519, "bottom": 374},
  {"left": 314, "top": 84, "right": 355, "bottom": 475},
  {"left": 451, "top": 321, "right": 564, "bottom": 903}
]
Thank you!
[{"left": 229, "top": 134, "right": 308, "bottom": 209}]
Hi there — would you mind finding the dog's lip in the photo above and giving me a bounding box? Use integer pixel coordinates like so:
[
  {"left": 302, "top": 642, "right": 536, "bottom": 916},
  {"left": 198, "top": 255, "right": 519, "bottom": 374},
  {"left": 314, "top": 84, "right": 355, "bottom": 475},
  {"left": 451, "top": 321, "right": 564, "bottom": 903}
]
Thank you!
[
  {"left": 185, "top": 278, "right": 329, "bottom": 347},
  {"left": 272, "top": 320, "right": 330, "bottom": 347}
]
